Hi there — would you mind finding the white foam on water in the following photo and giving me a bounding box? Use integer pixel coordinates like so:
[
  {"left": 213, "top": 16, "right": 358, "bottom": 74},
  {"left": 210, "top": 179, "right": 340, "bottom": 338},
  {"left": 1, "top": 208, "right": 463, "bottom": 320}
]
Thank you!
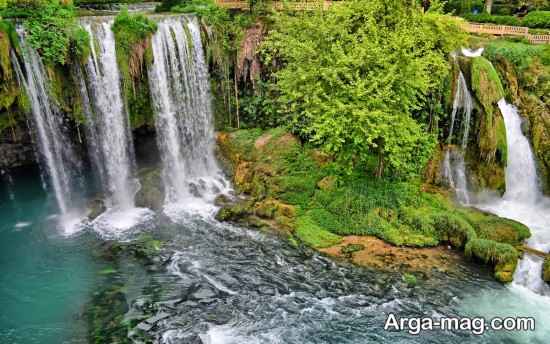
[
  {"left": 90, "top": 207, "right": 155, "bottom": 239},
  {"left": 461, "top": 47, "right": 484, "bottom": 57},
  {"left": 14, "top": 222, "right": 32, "bottom": 229}
]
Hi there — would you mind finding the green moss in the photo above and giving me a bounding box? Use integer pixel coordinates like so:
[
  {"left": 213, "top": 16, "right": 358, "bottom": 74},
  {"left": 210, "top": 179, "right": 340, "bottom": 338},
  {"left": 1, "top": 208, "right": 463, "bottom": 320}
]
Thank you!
[
  {"left": 402, "top": 273, "right": 418, "bottom": 287},
  {"left": 112, "top": 9, "right": 157, "bottom": 129},
  {"left": 471, "top": 56, "right": 506, "bottom": 162},
  {"left": 295, "top": 214, "right": 342, "bottom": 249},
  {"left": 465, "top": 238, "right": 519, "bottom": 283}
]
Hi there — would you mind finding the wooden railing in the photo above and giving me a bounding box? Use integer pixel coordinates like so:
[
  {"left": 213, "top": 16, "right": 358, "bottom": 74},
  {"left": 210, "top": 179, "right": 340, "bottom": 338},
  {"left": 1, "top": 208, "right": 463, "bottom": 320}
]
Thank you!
[
  {"left": 215, "top": 0, "right": 332, "bottom": 11},
  {"left": 463, "top": 22, "right": 550, "bottom": 45},
  {"left": 529, "top": 34, "right": 550, "bottom": 45}
]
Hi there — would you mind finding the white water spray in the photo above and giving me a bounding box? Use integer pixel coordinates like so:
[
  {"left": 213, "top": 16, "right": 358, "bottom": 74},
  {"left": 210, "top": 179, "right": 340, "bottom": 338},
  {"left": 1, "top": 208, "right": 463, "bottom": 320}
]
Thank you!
[
  {"left": 443, "top": 70, "right": 473, "bottom": 205},
  {"left": 81, "top": 18, "right": 153, "bottom": 236},
  {"left": 481, "top": 100, "right": 550, "bottom": 295},
  {"left": 148, "top": 16, "right": 230, "bottom": 219},
  {"left": 12, "top": 30, "right": 85, "bottom": 234}
]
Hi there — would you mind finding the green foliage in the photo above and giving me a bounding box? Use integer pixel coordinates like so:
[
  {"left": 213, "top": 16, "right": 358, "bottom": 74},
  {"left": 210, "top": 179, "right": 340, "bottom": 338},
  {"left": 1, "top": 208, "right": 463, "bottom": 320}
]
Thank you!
[
  {"left": 295, "top": 213, "right": 342, "bottom": 249},
  {"left": 262, "top": 0, "right": 466, "bottom": 178},
  {"left": 485, "top": 40, "right": 550, "bottom": 72},
  {"left": 465, "top": 238, "right": 519, "bottom": 265},
  {"left": 17, "top": 0, "right": 90, "bottom": 65},
  {"left": 470, "top": 56, "right": 506, "bottom": 162},
  {"left": 402, "top": 273, "right": 418, "bottom": 287},
  {"left": 464, "top": 13, "right": 521, "bottom": 26},
  {"left": 523, "top": 11, "right": 550, "bottom": 28},
  {"left": 444, "top": 0, "right": 484, "bottom": 15},
  {"left": 113, "top": 9, "right": 157, "bottom": 128},
  {"left": 239, "top": 81, "right": 280, "bottom": 129}
]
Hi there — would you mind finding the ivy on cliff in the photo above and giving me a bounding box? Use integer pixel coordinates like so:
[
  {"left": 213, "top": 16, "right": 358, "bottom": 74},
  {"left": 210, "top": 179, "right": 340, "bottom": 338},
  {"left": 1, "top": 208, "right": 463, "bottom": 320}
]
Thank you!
[
  {"left": 112, "top": 9, "right": 157, "bottom": 128},
  {"left": 5, "top": 0, "right": 90, "bottom": 65}
]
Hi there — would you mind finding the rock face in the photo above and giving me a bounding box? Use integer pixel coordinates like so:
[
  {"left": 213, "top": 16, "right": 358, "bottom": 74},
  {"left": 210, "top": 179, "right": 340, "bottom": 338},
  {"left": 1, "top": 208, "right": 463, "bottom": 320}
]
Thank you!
[
  {"left": 0, "top": 125, "right": 36, "bottom": 169},
  {"left": 445, "top": 57, "right": 508, "bottom": 194},
  {"left": 543, "top": 256, "right": 550, "bottom": 283},
  {"left": 0, "top": 142, "right": 35, "bottom": 169},
  {"left": 135, "top": 167, "right": 164, "bottom": 210}
]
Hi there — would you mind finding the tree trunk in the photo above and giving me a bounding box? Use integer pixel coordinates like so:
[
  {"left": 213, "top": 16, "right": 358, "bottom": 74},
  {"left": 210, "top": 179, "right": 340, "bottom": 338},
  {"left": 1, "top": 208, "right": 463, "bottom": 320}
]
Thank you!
[
  {"left": 375, "top": 144, "right": 385, "bottom": 179},
  {"left": 485, "top": 0, "right": 493, "bottom": 14}
]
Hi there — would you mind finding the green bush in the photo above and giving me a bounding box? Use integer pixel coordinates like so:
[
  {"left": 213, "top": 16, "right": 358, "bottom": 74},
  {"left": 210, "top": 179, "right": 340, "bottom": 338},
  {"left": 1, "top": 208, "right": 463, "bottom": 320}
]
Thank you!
[
  {"left": 262, "top": 0, "right": 465, "bottom": 179},
  {"left": 464, "top": 13, "right": 521, "bottom": 26},
  {"left": 523, "top": 11, "right": 550, "bottom": 29},
  {"left": 19, "top": 0, "right": 90, "bottom": 65},
  {"left": 402, "top": 273, "right": 418, "bottom": 287},
  {"left": 484, "top": 40, "right": 550, "bottom": 71}
]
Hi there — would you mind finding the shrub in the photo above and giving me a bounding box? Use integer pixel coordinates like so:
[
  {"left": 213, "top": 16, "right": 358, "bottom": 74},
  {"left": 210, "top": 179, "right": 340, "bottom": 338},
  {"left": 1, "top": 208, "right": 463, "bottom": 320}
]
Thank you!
[
  {"left": 523, "top": 11, "right": 550, "bottom": 29},
  {"left": 402, "top": 273, "right": 417, "bottom": 287},
  {"left": 464, "top": 13, "right": 521, "bottom": 26},
  {"left": 484, "top": 41, "right": 550, "bottom": 71},
  {"left": 9, "top": 0, "right": 90, "bottom": 65}
]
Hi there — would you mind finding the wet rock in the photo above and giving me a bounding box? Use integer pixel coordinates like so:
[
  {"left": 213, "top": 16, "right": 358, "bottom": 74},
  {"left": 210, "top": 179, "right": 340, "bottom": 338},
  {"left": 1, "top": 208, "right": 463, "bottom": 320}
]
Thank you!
[
  {"left": 145, "top": 312, "right": 170, "bottom": 325},
  {"left": 214, "top": 194, "right": 232, "bottom": 208},
  {"left": 87, "top": 198, "right": 106, "bottom": 221},
  {"left": 136, "top": 321, "right": 153, "bottom": 332},
  {"left": 135, "top": 167, "right": 164, "bottom": 210},
  {"left": 191, "top": 287, "right": 217, "bottom": 300},
  {"left": 543, "top": 256, "right": 550, "bottom": 283},
  {"left": 258, "top": 285, "right": 277, "bottom": 296}
]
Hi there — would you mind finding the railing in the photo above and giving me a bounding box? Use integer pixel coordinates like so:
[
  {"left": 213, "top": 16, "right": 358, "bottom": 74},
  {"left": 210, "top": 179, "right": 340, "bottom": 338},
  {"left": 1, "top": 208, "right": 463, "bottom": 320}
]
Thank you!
[
  {"left": 463, "top": 22, "right": 550, "bottom": 45},
  {"left": 215, "top": 0, "right": 332, "bottom": 11},
  {"left": 464, "top": 23, "right": 529, "bottom": 36},
  {"left": 529, "top": 34, "right": 550, "bottom": 44}
]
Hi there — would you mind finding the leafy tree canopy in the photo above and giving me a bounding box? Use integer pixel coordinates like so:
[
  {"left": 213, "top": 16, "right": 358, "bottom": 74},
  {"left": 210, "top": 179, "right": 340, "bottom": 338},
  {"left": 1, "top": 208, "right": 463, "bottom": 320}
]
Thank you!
[{"left": 262, "top": 0, "right": 466, "bottom": 179}]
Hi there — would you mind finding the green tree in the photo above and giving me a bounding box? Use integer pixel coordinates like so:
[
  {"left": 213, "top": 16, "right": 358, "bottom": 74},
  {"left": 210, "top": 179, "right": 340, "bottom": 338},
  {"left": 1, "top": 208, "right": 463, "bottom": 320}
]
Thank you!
[{"left": 262, "top": 0, "right": 465, "bottom": 178}]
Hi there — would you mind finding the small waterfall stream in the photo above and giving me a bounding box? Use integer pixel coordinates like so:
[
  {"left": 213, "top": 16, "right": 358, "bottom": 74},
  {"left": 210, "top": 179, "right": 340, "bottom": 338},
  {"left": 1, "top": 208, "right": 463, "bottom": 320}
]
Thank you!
[
  {"left": 82, "top": 19, "right": 138, "bottom": 210},
  {"left": 148, "top": 16, "right": 230, "bottom": 218},
  {"left": 443, "top": 70, "right": 472, "bottom": 205},
  {"left": 80, "top": 18, "right": 153, "bottom": 236},
  {"left": 12, "top": 29, "right": 84, "bottom": 233},
  {"left": 482, "top": 100, "right": 550, "bottom": 295}
]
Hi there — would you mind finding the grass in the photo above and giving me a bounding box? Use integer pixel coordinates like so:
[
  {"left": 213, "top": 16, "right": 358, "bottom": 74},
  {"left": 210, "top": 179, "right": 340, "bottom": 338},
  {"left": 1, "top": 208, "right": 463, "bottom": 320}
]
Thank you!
[
  {"left": 484, "top": 41, "right": 550, "bottom": 71},
  {"left": 295, "top": 213, "right": 342, "bottom": 249}
]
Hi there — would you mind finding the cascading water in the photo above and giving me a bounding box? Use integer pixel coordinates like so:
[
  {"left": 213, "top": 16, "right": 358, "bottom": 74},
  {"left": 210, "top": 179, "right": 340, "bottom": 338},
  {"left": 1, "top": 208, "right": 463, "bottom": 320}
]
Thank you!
[
  {"left": 80, "top": 18, "right": 153, "bottom": 236},
  {"left": 11, "top": 29, "right": 84, "bottom": 233},
  {"left": 442, "top": 69, "right": 473, "bottom": 205},
  {"left": 148, "top": 16, "right": 230, "bottom": 218},
  {"left": 481, "top": 100, "right": 550, "bottom": 295}
]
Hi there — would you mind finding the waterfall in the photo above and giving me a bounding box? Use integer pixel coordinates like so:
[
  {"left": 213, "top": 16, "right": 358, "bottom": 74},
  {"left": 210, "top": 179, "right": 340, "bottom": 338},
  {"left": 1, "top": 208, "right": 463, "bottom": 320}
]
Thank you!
[
  {"left": 81, "top": 19, "right": 139, "bottom": 210},
  {"left": 480, "top": 100, "right": 550, "bottom": 295},
  {"left": 80, "top": 18, "right": 153, "bottom": 236},
  {"left": 443, "top": 70, "right": 473, "bottom": 205},
  {"left": 148, "top": 16, "right": 229, "bottom": 217},
  {"left": 11, "top": 29, "right": 84, "bottom": 232}
]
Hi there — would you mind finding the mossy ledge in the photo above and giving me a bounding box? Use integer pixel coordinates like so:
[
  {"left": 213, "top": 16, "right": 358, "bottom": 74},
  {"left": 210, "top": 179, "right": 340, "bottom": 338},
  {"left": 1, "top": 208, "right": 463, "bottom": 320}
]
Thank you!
[
  {"left": 112, "top": 9, "right": 157, "bottom": 130},
  {"left": 216, "top": 128, "right": 530, "bottom": 283}
]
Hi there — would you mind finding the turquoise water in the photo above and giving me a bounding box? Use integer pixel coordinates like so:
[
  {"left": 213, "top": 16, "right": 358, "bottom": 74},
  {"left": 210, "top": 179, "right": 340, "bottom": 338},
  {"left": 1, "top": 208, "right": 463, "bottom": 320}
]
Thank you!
[{"left": 0, "top": 168, "right": 100, "bottom": 344}]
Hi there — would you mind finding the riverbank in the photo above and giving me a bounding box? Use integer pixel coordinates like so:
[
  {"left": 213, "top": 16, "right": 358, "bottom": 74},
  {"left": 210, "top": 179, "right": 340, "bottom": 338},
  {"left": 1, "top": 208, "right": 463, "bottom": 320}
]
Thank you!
[{"left": 215, "top": 128, "right": 532, "bottom": 283}]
